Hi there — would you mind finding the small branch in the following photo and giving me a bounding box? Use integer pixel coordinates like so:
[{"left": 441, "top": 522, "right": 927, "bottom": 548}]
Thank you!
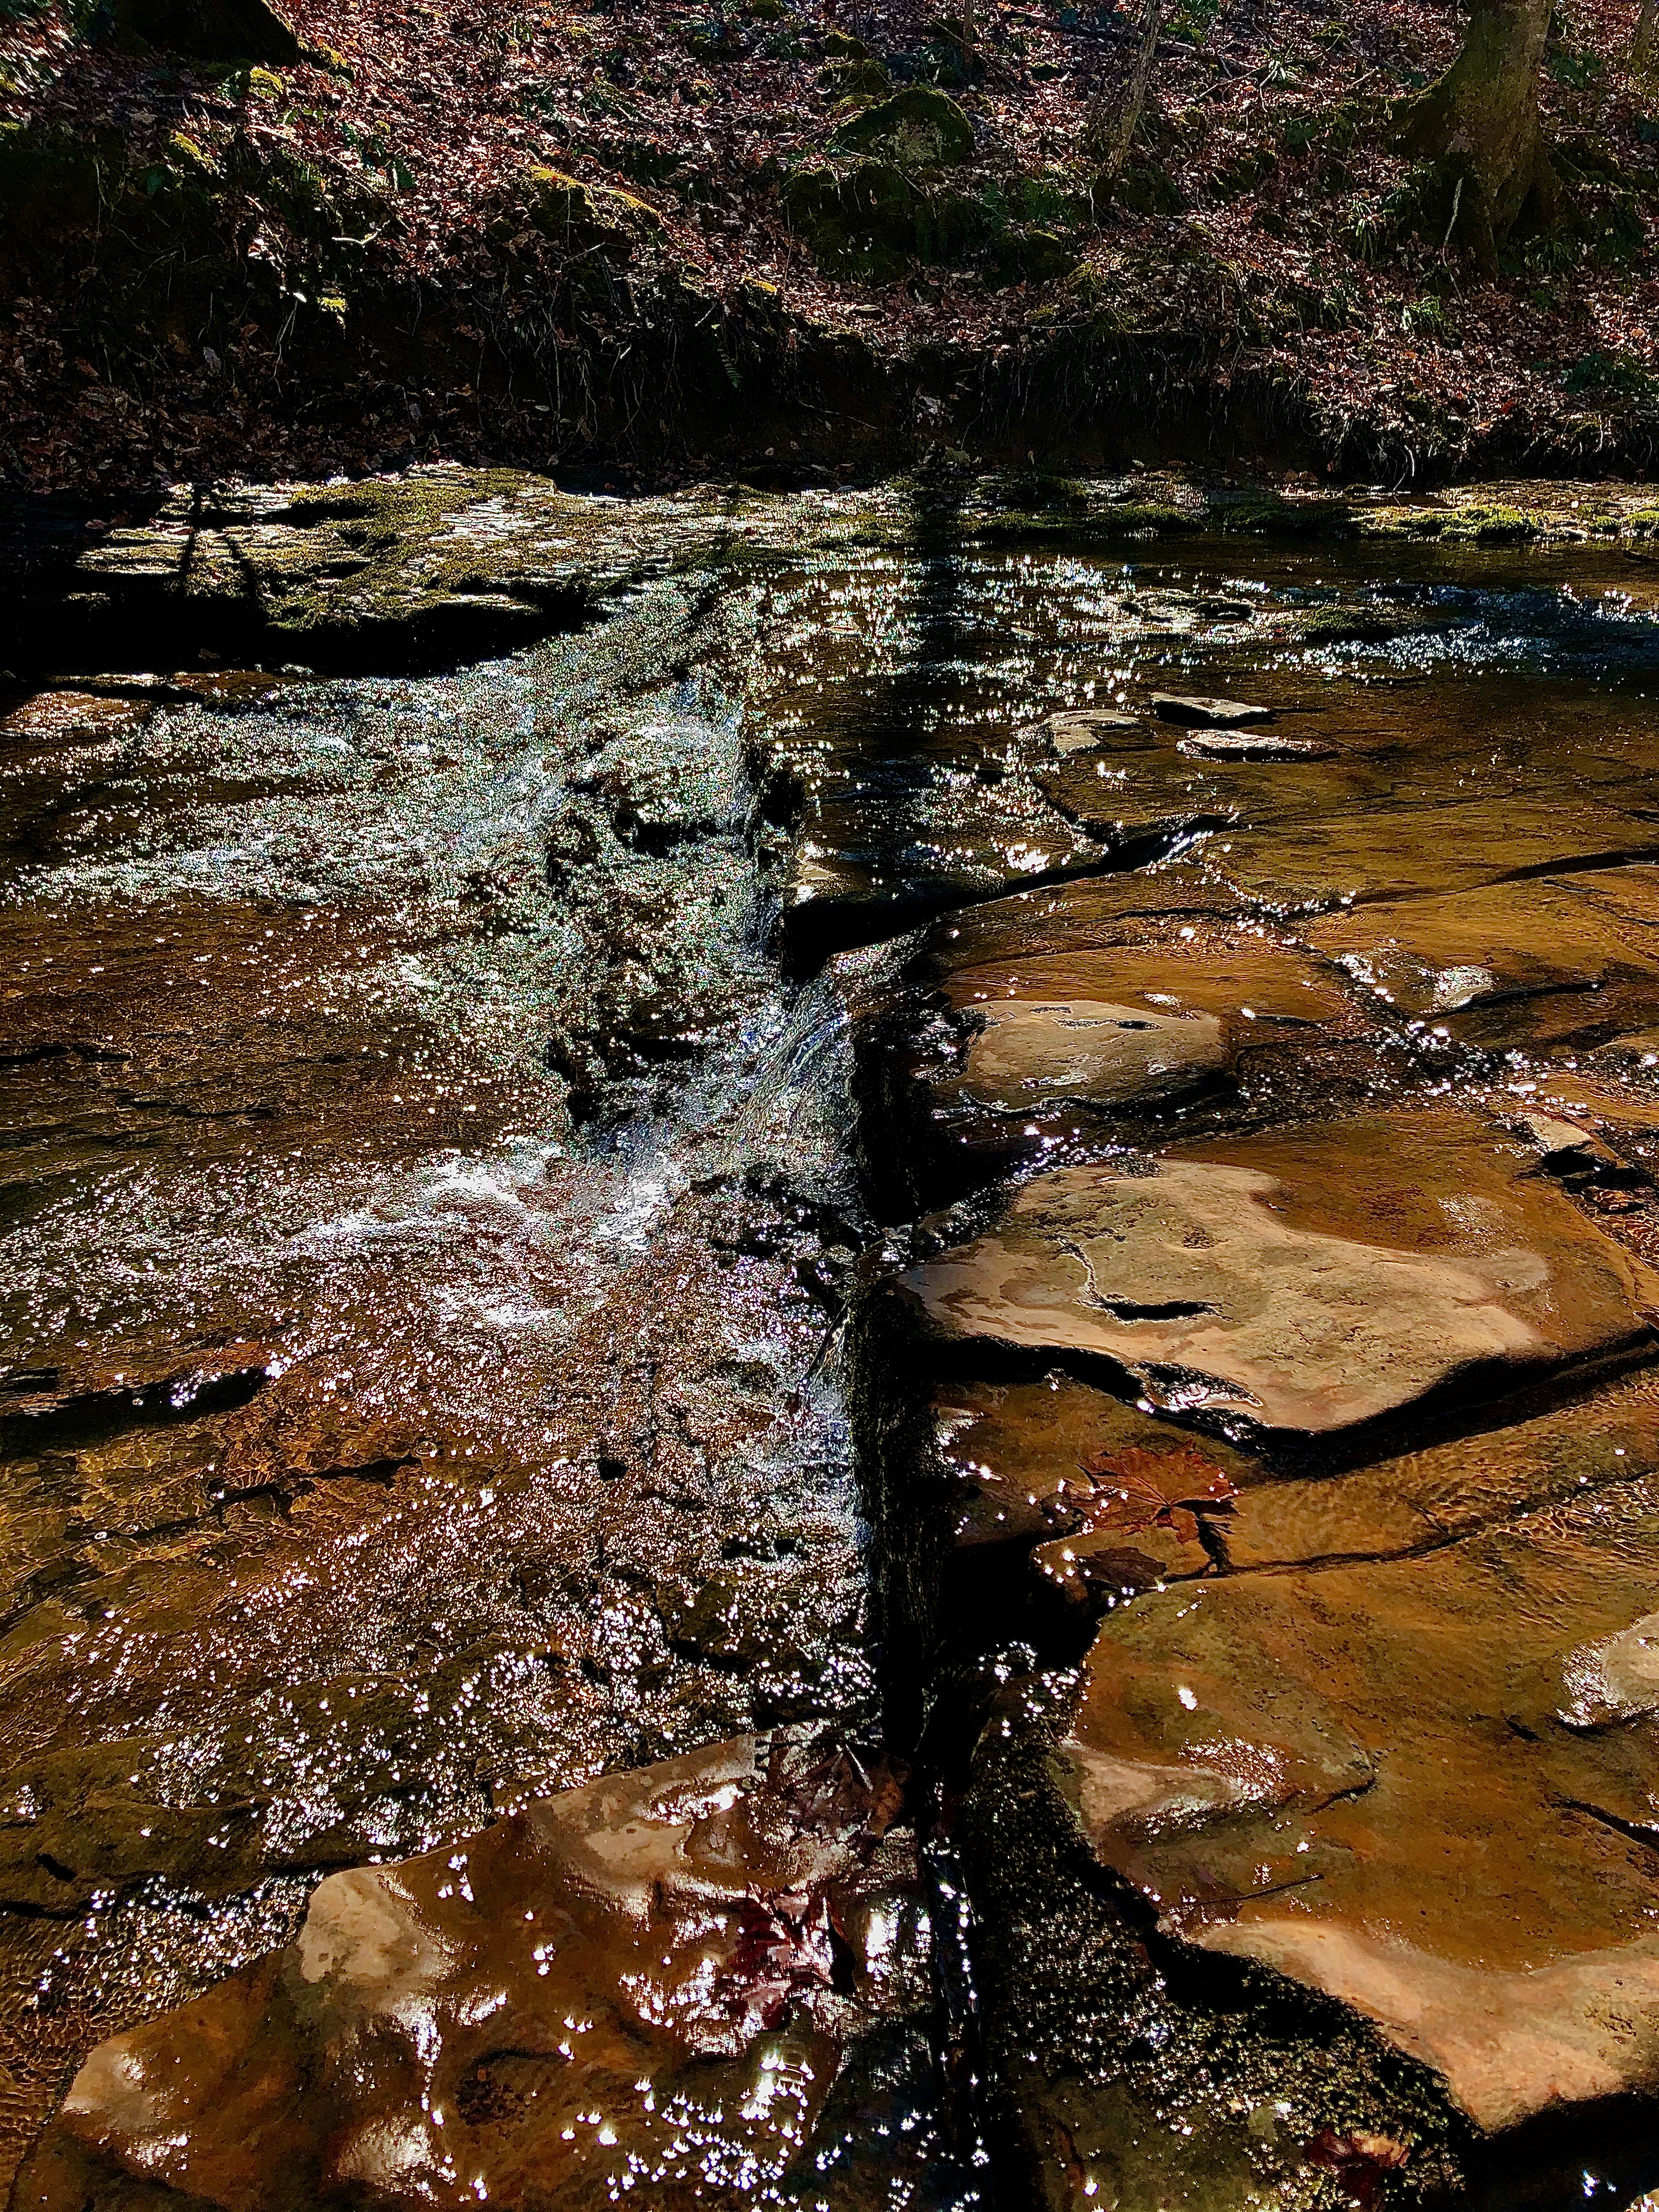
[{"left": 1440, "top": 173, "right": 1464, "bottom": 250}]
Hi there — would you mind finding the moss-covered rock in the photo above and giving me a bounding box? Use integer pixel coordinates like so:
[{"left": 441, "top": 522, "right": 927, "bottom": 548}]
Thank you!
[
  {"left": 987, "top": 224, "right": 1076, "bottom": 285},
  {"left": 783, "top": 158, "right": 922, "bottom": 279},
  {"left": 4, "top": 471, "right": 724, "bottom": 673},
  {"left": 1295, "top": 603, "right": 1426, "bottom": 645},
  {"left": 1209, "top": 492, "right": 1356, "bottom": 536},
  {"left": 686, "top": 15, "right": 744, "bottom": 61},
  {"left": 1451, "top": 501, "right": 1541, "bottom": 543},
  {"left": 822, "top": 55, "right": 891, "bottom": 100},
  {"left": 783, "top": 158, "right": 1075, "bottom": 286},
  {"left": 524, "top": 165, "right": 664, "bottom": 251},
  {"left": 831, "top": 84, "right": 974, "bottom": 168}
]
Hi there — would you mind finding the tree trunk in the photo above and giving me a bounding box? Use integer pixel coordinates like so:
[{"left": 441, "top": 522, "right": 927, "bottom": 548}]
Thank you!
[
  {"left": 1084, "top": 0, "right": 1164, "bottom": 173},
  {"left": 1633, "top": 0, "right": 1657, "bottom": 75},
  {"left": 1396, "top": 0, "right": 1562, "bottom": 267}
]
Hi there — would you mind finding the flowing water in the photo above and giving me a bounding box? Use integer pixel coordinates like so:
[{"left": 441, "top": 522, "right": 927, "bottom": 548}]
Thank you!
[{"left": 7, "top": 486, "right": 1659, "bottom": 2208}]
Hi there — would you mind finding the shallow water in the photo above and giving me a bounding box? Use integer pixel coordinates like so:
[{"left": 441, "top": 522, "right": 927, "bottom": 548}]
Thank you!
[{"left": 7, "top": 489, "right": 1659, "bottom": 2205}]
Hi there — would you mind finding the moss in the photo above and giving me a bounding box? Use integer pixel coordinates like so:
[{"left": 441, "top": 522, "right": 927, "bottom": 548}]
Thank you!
[
  {"left": 1210, "top": 493, "right": 1355, "bottom": 537},
  {"left": 831, "top": 84, "right": 974, "bottom": 168},
  {"left": 783, "top": 158, "right": 921, "bottom": 280},
  {"left": 687, "top": 17, "right": 743, "bottom": 61},
  {"left": 302, "top": 39, "right": 353, "bottom": 76},
  {"left": 1296, "top": 604, "right": 1423, "bottom": 644},
  {"left": 1101, "top": 159, "right": 1183, "bottom": 216},
  {"left": 821, "top": 26, "right": 868, "bottom": 55},
  {"left": 823, "top": 56, "right": 891, "bottom": 100},
  {"left": 986, "top": 224, "right": 1075, "bottom": 285},
  {"left": 524, "top": 166, "right": 663, "bottom": 244},
  {"left": 1451, "top": 502, "right": 1541, "bottom": 543},
  {"left": 0, "top": 122, "right": 105, "bottom": 266},
  {"left": 783, "top": 159, "right": 1073, "bottom": 286},
  {"left": 166, "top": 129, "right": 216, "bottom": 173},
  {"left": 1089, "top": 500, "right": 1204, "bottom": 535}
]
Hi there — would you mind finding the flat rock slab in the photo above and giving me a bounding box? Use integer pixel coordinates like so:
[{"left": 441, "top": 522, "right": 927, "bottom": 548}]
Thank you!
[
  {"left": 22, "top": 1731, "right": 924, "bottom": 2212},
  {"left": 938, "top": 940, "right": 1353, "bottom": 1120},
  {"left": 1150, "top": 691, "right": 1276, "bottom": 727},
  {"left": 1217, "top": 1362, "right": 1659, "bottom": 1573},
  {"left": 954, "top": 995, "right": 1228, "bottom": 1115},
  {"left": 1035, "top": 747, "right": 1386, "bottom": 844},
  {"left": 904, "top": 865, "right": 1243, "bottom": 973},
  {"left": 932, "top": 1371, "right": 1257, "bottom": 1555},
  {"left": 899, "top": 1111, "right": 1659, "bottom": 1434},
  {"left": 1177, "top": 730, "right": 1340, "bottom": 761},
  {"left": 1057, "top": 1464, "right": 1659, "bottom": 2134},
  {"left": 1034, "top": 708, "right": 1148, "bottom": 758},
  {"left": 1215, "top": 797, "right": 1659, "bottom": 915},
  {"left": 1304, "top": 868, "right": 1659, "bottom": 1046}
]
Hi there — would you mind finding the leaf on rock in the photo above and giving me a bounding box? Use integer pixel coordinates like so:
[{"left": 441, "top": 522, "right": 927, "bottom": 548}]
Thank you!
[
  {"left": 1074, "top": 1444, "right": 1238, "bottom": 1540},
  {"left": 1304, "top": 2126, "right": 1410, "bottom": 2208}
]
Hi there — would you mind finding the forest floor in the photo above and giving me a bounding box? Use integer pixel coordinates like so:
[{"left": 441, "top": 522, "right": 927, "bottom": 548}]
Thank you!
[{"left": 4, "top": 0, "right": 1659, "bottom": 493}]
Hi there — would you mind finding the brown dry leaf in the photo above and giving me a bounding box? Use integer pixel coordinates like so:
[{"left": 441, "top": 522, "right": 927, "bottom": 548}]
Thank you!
[
  {"left": 1077, "top": 1445, "right": 1239, "bottom": 1537},
  {"left": 1305, "top": 2126, "right": 1410, "bottom": 2208}
]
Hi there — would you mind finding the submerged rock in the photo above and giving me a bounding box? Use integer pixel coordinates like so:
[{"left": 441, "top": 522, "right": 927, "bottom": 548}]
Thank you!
[
  {"left": 898, "top": 1111, "right": 1659, "bottom": 1434},
  {"left": 1176, "top": 729, "right": 1339, "bottom": 761},
  {"left": 1305, "top": 867, "right": 1659, "bottom": 1049},
  {"left": 1216, "top": 795, "right": 1659, "bottom": 913},
  {"left": 21, "top": 1731, "right": 928, "bottom": 2212},
  {"left": 1058, "top": 1452, "right": 1659, "bottom": 2135}
]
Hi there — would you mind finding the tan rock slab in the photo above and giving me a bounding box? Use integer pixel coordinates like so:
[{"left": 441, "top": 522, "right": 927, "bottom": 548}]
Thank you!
[
  {"left": 25, "top": 1730, "right": 921, "bottom": 2212},
  {"left": 1303, "top": 870, "right": 1659, "bottom": 1046},
  {"left": 1151, "top": 691, "right": 1275, "bottom": 727},
  {"left": 1216, "top": 797, "right": 1659, "bottom": 915},
  {"left": 900, "top": 1111, "right": 1659, "bottom": 1433},
  {"left": 1034, "top": 707, "right": 1147, "bottom": 757},
  {"left": 1054, "top": 1468, "right": 1659, "bottom": 2133},
  {"left": 952, "top": 995, "right": 1228, "bottom": 1114},
  {"left": 928, "top": 935, "right": 1357, "bottom": 1124}
]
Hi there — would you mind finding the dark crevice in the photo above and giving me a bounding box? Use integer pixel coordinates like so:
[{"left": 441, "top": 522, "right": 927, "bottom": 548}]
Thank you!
[
  {"left": 1554, "top": 1798, "right": 1659, "bottom": 1854},
  {"left": 777, "top": 822, "right": 1229, "bottom": 979},
  {"left": 0, "top": 1364, "right": 270, "bottom": 1453}
]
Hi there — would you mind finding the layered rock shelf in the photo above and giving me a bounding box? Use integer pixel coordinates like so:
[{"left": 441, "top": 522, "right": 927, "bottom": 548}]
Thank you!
[{"left": 10, "top": 476, "right": 1659, "bottom": 2211}]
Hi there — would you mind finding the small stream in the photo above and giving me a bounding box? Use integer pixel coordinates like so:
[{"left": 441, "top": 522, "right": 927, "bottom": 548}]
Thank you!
[{"left": 7, "top": 486, "right": 1659, "bottom": 2208}]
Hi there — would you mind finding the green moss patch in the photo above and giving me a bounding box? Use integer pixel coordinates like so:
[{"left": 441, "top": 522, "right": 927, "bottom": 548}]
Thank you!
[{"left": 830, "top": 84, "right": 974, "bottom": 168}]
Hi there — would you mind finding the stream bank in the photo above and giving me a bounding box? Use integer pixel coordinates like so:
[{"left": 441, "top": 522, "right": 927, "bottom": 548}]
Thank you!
[{"left": 8, "top": 471, "right": 1659, "bottom": 2209}]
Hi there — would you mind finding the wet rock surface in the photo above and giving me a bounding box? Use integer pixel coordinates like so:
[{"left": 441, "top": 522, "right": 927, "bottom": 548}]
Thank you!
[
  {"left": 19, "top": 1729, "right": 945, "bottom": 2212},
  {"left": 897, "top": 1113, "right": 1659, "bottom": 1434},
  {"left": 14, "top": 477, "right": 1659, "bottom": 2210}
]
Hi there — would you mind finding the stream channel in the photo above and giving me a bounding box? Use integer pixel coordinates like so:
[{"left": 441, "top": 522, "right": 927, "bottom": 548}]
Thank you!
[{"left": 7, "top": 478, "right": 1659, "bottom": 2211}]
